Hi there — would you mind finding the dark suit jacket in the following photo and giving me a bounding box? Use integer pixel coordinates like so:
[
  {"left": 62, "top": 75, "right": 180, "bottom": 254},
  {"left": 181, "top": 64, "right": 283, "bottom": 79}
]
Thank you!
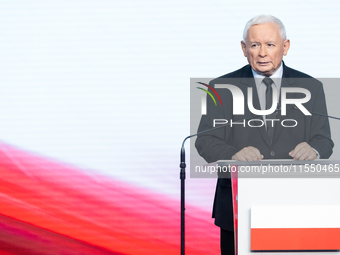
[{"left": 195, "top": 63, "right": 334, "bottom": 231}]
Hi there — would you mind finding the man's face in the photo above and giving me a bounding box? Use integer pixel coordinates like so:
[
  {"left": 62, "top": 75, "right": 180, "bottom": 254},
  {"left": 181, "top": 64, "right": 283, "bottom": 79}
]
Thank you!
[{"left": 241, "top": 23, "right": 290, "bottom": 76}]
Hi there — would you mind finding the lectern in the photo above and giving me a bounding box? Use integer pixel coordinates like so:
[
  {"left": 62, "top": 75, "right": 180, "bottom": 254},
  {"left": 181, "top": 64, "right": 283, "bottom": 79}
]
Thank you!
[{"left": 217, "top": 159, "right": 340, "bottom": 255}]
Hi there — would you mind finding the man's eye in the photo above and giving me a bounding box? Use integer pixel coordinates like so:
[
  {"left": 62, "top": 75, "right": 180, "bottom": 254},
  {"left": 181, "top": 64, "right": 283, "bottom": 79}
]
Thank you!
[
  {"left": 268, "top": 44, "right": 274, "bottom": 47},
  {"left": 251, "top": 44, "right": 257, "bottom": 48}
]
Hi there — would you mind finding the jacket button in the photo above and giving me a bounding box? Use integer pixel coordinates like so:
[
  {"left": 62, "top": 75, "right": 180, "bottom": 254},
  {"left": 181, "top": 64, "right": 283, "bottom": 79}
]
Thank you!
[{"left": 270, "top": 151, "right": 275, "bottom": 156}]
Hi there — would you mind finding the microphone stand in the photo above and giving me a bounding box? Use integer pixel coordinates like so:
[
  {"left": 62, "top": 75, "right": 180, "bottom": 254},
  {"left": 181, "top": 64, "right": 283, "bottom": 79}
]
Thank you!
[{"left": 179, "top": 117, "right": 252, "bottom": 255}]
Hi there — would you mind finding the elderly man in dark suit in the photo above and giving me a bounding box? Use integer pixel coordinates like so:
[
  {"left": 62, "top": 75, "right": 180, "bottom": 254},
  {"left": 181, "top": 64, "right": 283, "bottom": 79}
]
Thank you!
[{"left": 195, "top": 15, "right": 333, "bottom": 255}]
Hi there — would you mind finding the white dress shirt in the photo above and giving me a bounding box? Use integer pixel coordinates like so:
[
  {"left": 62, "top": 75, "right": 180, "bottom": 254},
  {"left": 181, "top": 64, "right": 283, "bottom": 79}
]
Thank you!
[{"left": 251, "top": 63, "right": 283, "bottom": 111}]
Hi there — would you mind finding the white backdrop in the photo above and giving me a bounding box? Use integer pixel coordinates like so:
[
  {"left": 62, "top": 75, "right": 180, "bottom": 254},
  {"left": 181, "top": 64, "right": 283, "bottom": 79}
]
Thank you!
[{"left": 0, "top": 0, "right": 339, "bottom": 237}]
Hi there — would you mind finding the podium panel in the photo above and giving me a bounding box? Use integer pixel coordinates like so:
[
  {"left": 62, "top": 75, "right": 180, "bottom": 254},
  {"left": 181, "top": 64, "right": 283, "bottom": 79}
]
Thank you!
[{"left": 217, "top": 160, "right": 340, "bottom": 255}]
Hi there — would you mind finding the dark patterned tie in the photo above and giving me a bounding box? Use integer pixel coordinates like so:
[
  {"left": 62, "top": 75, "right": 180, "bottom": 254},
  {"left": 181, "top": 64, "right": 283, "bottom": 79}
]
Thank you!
[{"left": 263, "top": 77, "right": 275, "bottom": 143}]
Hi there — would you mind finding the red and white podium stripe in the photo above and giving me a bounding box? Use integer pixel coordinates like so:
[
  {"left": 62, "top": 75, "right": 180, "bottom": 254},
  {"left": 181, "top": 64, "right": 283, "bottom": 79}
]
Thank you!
[{"left": 251, "top": 205, "right": 340, "bottom": 251}]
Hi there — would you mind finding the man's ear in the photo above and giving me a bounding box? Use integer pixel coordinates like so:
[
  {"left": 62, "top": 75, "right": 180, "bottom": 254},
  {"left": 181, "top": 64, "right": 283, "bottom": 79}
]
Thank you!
[
  {"left": 241, "top": 41, "right": 247, "bottom": 57},
  {"left": 283, "top": 39, "right": 290, "bottom": 56}
]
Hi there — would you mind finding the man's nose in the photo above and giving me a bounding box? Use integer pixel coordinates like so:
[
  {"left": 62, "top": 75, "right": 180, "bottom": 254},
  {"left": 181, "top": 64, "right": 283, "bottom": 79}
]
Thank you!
[{"left": 259, "top": 46, "right": 267, "bottom": 57}]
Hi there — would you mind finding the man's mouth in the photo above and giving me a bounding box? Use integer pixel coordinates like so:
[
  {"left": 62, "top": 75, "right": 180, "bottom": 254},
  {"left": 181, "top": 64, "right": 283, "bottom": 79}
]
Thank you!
[{"left": 257, "top": 61, "right": 270, "bottom": 65}]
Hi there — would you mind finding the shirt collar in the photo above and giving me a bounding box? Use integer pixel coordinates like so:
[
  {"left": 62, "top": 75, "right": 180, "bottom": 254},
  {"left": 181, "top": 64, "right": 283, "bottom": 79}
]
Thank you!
[{"left": 252, "top": 62, "right": 284, "bottom": 89}]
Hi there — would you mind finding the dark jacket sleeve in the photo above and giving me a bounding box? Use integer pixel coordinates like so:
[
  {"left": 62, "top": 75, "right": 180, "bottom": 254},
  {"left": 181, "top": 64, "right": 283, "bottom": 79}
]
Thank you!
[{"left": 307, "top": 81, "right": 334, "bottom": 158}]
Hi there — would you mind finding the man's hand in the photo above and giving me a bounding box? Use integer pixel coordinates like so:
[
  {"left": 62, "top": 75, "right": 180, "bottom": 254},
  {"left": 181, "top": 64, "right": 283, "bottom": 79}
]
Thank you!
[
  {"left": 289, "top": 142, "right": 317, "bottom": 160},
  {"left": 232, "top": 146, "right": 263, "bottom": 161}
]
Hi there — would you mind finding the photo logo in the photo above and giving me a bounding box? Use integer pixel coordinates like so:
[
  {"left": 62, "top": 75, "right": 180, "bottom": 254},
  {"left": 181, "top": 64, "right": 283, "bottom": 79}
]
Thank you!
[
  {"left": 196, "top": 82, "right": 222, "bottom": 115},
  {"left": 197, "top": 82, "right": 312, "bottom": 128},
  {"left": 199, "top": 83, "right": 311, "bottom": 115}
]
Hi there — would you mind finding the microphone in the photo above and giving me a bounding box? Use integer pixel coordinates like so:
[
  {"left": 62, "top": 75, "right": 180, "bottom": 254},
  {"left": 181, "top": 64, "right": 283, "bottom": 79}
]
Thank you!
[{"left": 287, "top": 105, "right": 340, "bottom": 121}]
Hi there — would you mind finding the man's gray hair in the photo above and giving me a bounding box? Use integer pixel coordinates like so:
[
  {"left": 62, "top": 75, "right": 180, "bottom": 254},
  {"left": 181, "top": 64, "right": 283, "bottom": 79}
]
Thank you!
[{"left": 243, "top": 14, "right": 287, "bottom": 42}]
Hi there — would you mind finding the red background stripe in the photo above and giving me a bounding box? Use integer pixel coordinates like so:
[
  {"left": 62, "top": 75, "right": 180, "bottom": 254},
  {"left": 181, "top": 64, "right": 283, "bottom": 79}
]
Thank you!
[
  {"left": 251, "top": 228, "right": 340, "bottom": 250},
  {"left": 0, "top": 143, "right": 219, "bottom": 254}
]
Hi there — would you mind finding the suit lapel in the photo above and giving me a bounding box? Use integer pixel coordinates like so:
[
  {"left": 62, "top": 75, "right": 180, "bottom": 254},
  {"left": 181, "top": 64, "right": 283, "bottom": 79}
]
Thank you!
[{"left": 272, "top": 64, "right": 296, "bottom": 145}]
